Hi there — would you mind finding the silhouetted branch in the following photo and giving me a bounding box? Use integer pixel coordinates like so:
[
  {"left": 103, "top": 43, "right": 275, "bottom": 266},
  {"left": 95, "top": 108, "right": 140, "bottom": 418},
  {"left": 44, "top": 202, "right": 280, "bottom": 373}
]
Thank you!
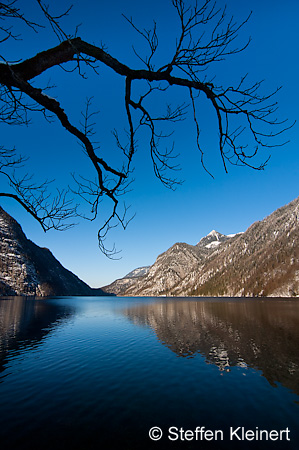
[
  {"left": 0, "top": 146, "right": 77, "bottom": 230},
  {"left": 0, "top": 0, "right": 292, "bottom": 255}
]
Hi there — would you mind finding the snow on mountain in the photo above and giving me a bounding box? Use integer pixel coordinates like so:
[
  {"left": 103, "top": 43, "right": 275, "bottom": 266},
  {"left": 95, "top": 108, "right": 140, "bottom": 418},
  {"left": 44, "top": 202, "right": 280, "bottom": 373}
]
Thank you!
[
  {"left": 124, "top": 266, "right": 150, "bottom": 278},
  {"left": 205, "top": 241, "right": 221, "bottom": 249},
  {"left": 196, "top": 230, "right": 233, "bottom": 249},
  {"left": 207, "top": 230, "right": 220, "bottom": 238},
  {"left": 227, "top": 232, "right": 243, "bottom": 238}
]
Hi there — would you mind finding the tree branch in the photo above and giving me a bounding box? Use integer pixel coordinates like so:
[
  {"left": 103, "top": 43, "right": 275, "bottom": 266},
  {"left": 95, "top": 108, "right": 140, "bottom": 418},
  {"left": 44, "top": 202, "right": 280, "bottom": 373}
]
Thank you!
[{"left": 0, "top": 0, "right": 292, "bottom": 255}]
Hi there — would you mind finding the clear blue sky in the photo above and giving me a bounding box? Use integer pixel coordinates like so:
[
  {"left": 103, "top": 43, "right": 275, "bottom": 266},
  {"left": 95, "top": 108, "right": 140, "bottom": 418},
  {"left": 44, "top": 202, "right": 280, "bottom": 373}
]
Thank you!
[{"left": 1, "top": 0, "right": 298, "bottom": 287}]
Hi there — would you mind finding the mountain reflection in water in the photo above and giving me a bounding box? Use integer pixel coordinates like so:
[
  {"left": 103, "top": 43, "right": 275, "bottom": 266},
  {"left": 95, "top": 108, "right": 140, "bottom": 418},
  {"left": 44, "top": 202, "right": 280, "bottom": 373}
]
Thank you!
[
  {"left": 122, "top": 299, "right": 299, "bottom": 395},
  {"left": 0, "top": 297, "right": 75, "bottom": 376}
]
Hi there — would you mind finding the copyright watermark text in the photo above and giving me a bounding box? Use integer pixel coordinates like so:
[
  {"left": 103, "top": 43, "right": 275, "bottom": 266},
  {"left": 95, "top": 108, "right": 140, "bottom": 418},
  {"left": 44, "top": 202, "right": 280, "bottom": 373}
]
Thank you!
[{"left": 149, "top": 426, "right": 291, "bottom": 442}]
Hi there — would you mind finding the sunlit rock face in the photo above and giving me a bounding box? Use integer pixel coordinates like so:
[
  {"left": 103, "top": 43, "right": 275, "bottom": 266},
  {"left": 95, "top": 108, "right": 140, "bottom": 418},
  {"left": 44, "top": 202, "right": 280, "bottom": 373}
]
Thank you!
[
  {"left": 178, "top": 197, "right": 299, "bottom": 298},
  {"left": 105, "top": 196, "right": 299, "bottom": 297},
  {"left": 122, "top": 299, "right": 299, "bottom": 395},
  {"left": 0, "top": 207, "right": 105, "bottom": 296},
  {"left": 105, "top": 232, "right": 240, "bottom": 296}
]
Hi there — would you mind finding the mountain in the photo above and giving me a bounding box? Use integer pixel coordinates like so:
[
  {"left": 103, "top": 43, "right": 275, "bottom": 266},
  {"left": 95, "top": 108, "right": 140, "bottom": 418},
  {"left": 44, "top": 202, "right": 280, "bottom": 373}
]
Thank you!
[
  {"left": 0, "top": 207, "right": 107, "bottom": 297},
  {"left": 104, "top": 196, "right": 299, "bottom": 297},
  {"left": 102, "top": 266, "right": 150, "bottom": 295},
  {"left": 103, "top": 229, "right": 242, "bottom": 296},
  {"left": 182, "top": 196, "right": 299, "bottom": 298}
]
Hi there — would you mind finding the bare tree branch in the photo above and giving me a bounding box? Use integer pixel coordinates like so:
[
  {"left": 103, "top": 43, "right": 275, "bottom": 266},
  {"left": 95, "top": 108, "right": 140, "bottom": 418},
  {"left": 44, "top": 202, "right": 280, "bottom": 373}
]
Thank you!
[
  {"left": 0, "top": 146, "right": 78, "bottom": 230},
  {"left": 0, "top": 0, "right": 293, "bottom": 255}
]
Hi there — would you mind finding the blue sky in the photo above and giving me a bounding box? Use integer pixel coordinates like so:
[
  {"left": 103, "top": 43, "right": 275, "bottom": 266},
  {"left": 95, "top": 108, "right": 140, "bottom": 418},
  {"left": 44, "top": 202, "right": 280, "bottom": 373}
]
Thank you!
[{"left": 1, "top": 0, "right": 298, "bottom": 287}]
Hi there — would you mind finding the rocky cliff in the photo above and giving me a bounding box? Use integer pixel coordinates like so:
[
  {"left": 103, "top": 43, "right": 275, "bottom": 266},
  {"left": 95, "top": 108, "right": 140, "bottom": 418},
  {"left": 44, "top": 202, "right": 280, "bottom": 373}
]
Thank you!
[{"left": 0, "top": 207, "right": 106, "bottom": 296}]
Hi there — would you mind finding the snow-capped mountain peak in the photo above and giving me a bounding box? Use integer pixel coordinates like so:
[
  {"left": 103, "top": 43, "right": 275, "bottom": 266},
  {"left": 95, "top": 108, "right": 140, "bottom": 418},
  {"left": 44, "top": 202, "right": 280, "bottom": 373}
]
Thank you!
[
  {"left": 207, "top": 230, "right": 221, "bottom": 239},
  {"left": 196, "top": 230, "right": 230, "bottom": 249}
]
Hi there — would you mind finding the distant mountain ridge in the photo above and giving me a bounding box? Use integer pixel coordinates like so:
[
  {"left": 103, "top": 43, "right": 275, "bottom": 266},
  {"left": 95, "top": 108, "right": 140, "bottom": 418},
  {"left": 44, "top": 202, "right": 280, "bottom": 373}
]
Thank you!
[
  {"left": 0, "top": 207, "right": 107, "bottom": 297},
  {"left": 103, "top": 196, "right": 299, "bottom": 297},
  {"left": 102, "top": 266, "right": 150, "bottom": 296}
]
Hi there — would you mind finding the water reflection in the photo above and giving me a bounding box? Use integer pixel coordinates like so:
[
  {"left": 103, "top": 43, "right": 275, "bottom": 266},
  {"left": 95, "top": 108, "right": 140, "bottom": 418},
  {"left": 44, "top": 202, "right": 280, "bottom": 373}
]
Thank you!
[
  {"left": 0, "top": 297, "right": 75, "bottom": 377},
  {"left": 123, "top": 299, "right": 299, "bottom": 395}
]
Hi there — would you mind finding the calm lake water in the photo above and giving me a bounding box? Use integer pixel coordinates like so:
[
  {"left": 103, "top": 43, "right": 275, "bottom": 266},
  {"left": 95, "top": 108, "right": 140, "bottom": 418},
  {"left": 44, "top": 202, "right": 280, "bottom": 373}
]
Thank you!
[{"left": 0, "top": 296, "right": 298, "bottom": 450}]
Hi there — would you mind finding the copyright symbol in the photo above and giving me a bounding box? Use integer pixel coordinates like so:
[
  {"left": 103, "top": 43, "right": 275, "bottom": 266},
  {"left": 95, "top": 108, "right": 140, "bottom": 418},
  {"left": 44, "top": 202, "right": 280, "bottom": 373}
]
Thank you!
[{"left": 149, "top": 426, "right": 163, "bottom": 441}]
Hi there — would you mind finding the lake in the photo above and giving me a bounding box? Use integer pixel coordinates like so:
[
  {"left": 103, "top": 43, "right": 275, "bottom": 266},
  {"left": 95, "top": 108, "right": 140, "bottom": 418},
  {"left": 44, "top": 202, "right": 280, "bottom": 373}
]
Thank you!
[{"left": 0, "top": 296, "right": 298, "bottom": 450}]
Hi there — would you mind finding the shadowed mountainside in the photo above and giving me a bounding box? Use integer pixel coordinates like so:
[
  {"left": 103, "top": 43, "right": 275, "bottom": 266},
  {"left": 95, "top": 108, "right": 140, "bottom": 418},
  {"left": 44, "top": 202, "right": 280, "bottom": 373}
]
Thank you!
[{"left": 0, "top": 207, "right": 107, "bottom": 296}]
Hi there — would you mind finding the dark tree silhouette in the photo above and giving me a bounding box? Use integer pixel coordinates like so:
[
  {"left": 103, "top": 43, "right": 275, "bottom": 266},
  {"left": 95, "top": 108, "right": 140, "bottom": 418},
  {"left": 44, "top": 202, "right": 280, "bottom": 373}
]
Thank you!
[{"left": 0, "top": 0, "right": 291, "bottom": 256}]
